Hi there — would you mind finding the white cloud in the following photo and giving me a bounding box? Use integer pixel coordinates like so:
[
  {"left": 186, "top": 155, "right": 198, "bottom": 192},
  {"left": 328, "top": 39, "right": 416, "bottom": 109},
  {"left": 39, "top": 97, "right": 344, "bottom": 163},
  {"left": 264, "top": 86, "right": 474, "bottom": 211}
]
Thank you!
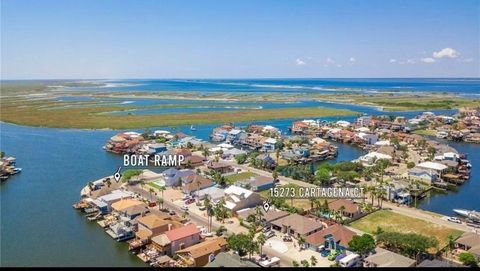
[
  {"left": 421, "top": 57, "right": 436, "bottom": 63},
  {"left": 349, "top": 57, "right": 356, "bottom": 63},
  {"left": 336, "top": 64, "right": 343, "bottom": 68},
  {"left": 433, "top": 48, "right": 459, "bottom": 59},
  {"left": 389, "top": 59, "right": 397, "bottom": 63},
  {"left": 295, "top": 58, "right": 306, "bottom": 65},
  {"left": 326, "top": 57, "right": 335, "bottom": 64}
]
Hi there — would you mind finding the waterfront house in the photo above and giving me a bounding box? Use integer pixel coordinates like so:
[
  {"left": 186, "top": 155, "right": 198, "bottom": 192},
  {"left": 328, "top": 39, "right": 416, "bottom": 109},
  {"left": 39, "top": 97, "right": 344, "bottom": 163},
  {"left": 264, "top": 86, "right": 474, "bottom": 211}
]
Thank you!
[
  {"left": 358, "top": 152, "right": 392, "bottom": 166},
  {"left": 237, "top": 207, "right": 289, "bottom": 228},
  {"left": 111, "top": 199, "right": 149, "bottom": 220},
  {"left": 95, "top": 190, "right": 134, "bottom": 211},
  {"left": 162, "top": 168, "right": 195, "bottom": 187},
  {"left": 151, "top": 223, "right": 201, "bottom": 256},
  {"left": 327, "top": 199, "right": 362, "bottom": 219},
  {"left": 262, "top": 138, "right": 277, "bottom": 152},
  {"left": 175, "top": 237, "right": 228, "bottom": 267},
  {"left": 226, "top": 129, "right": 244, "bottom": 144},
  {"left": 129, "top": 214, "right": 175, "bottom": 250},
  {"left": 182, "top": 174, "right": 215, "bottom": 195},
  {"left": 270, "top": 213, "right": 324, "bottom": 238},
  {"left": 356, "top": 116, "right": 373, "bottom": 127},
  {"left": 417, "top": 162, "right": 448, "bottom": 175},
  {"left": 363, "top": 248, "right": 416, "bottom": 267},
  {"left": 255, "top": 153, "right": 276, "bottom": 169},
  {"left": 147, "top": 143, "right": 167, "bottom": 154},
  {"left": 223, "top": 185, "right": 263, "bottom": 214},
  {"left": 407, "top": 167, "right": 438, "bottom": 184},
  {"left": 385, "top": 181, "right": 412, "bottom": 205},
  {"left": 292, "top": 121, "right": 310, "bottom": 134},
  {"left": 455, "top": 232, "right": 480, "bottom": 259},
  {"left": 355, "top": 132, "right": 378, "bottom": 145},
  {"left": 205, "top": 252, "right": 259, "bottom": 267},
  {"left": 417, "top": 259, "right": 462, "bottom": 268},
  {"left": 305, "top": 224, "right": 357, "bottom": 252}
]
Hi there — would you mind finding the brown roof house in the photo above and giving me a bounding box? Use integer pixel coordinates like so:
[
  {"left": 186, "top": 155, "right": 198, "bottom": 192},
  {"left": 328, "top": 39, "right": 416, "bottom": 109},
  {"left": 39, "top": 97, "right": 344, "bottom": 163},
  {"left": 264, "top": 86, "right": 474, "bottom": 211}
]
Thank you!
[
  {"left": 328, "top": 199, "right": 362, "bottom": 219},
  {"left": 305, "top": 223, "right": 357, "bottom": 251},
  {"left": 175, "top": 237, "right": 228, "bottom": 267},
  {"left": 182, "top": 174, "right": 215, "bottom": 195},
  {"left": 206, "top": 161, "right": 234, "bottom": 174},
  {"left": 455, "top": 232, "right": 480, "bottom": 259},
  {"left": 364, "top": 248, "right": 416, "bottom": 267},
  {"left": 270, "top": 213, "right": 324, "bottom": 238},
  {"left": 128, "top": 214, "right": 173, "bottom": 250}
]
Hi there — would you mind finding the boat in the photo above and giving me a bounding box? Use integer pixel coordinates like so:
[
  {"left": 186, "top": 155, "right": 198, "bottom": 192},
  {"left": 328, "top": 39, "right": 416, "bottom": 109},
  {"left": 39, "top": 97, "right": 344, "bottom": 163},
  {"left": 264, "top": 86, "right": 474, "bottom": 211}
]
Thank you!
[
  {"left": 436, "top": 131, "right": 449, "bottom": 139},
  {"left": 190, "top": 125, "right": 196, "bottom": 131},
  {"left": 453, "top": 209, "right": 480, "bottom": 222},
  {"left": 12, "top": 168, "right": 22, "bottom": 174}
]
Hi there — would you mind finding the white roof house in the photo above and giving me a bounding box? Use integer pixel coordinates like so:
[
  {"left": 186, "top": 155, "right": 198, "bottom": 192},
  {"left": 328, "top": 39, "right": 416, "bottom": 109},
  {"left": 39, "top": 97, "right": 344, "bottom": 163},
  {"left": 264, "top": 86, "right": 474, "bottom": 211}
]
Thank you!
[
  {"left": 336, "top": 120, "right": 351, "bottom": 127},
  {"left": 375, "top": 140, "right": 391, "bottom": 146},
  {"left": 355, "top": 127, "right": 371, "bottom": 132},
  {"left": 223, "top": 185, "right": 262, "bottom": 213},
  {"left": 228, "top": 129, "right": 242, "bottom": 135},
  {"left": 359, "top": 152, "right": 392, "bottom": 166},
  {"left": 217, "top": 143, "right": 234, "bottom": 149},
  {"left": 154, "top": 130, "right": 171, "bottom": 136},
  {"left": 417, "top": 162, "right": 448, "bottom": 172},
  {"left": 264, "top": 138, "right": 277, "bottom": 145}
]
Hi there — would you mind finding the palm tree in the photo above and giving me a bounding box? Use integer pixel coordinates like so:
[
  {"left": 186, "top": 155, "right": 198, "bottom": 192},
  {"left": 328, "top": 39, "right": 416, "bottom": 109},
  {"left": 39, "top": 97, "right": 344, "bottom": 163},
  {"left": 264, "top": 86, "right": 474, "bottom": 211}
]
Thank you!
[
  {"left": 195, "top": 178, "right": 201, "bottom": 198},
  {"left": 298, "top": 236, "right": 306, "bottom": 251},
  {"left": 149, "top": 188, "right": 155, "bottom": 202},
  {"left": 255, "top": 205, "right": 264, "bottom": 227},
  {"left": 202, "top": 148, "right": 210, "bottom": 159},
  {"left": 158, "top": 185, "right": 166, "bottom": 209},
  {"left": 310, "top": 256, "right": 317, "bottom": 267},
  {"left": 338, "top": 205, "right": 346, "bottom": 223},
  {"left": 204, "top": 195, "right": 213, "bottom": 231},
  {"left": 257, "top": 233, "right": 267, "bottom": 257},
  {"left": 157, "top": 198, "right": 164, "bottom": 210},
  {"left": 275, "top": 148, "right": 281, "bottom": 164}
]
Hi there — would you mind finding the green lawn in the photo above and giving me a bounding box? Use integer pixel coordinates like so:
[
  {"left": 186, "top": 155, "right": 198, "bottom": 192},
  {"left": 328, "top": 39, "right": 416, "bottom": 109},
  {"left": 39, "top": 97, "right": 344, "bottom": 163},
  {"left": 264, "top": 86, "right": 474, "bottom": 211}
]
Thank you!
[
  {"left": 147, "top": 182, "right": 163, "bottom": 190},
  {"left": 412, "top": 129, "right": 437, "bottom": 136},
  {"left": 349, "top": 210, "right": 463, "bottom": 251},
  {"left": 225, "top": 172, "right": 257, "bottom": 184}
]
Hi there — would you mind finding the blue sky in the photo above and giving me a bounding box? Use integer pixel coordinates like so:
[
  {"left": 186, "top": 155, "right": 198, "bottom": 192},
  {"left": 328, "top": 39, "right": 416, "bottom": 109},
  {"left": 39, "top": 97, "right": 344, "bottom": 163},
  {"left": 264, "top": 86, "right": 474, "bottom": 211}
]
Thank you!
[{"left": 1, "top": 0, "right": 479, "bottom": 79}]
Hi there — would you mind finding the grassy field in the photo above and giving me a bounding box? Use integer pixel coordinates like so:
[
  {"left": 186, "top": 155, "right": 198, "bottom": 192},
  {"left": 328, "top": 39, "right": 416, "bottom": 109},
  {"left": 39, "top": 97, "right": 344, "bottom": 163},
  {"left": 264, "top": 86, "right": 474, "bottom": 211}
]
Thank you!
[
  {"left": 0, "top": 98, "right": 358, "bottom": 129},
  {"left": 224, "top": 172, "right": 256, "bottom": 184},
  {"left": 412, "top": 129, "right": 438, "bottom": 136},
  {"left": 349, "top": 210, "right": 463, "bottom": 251}
]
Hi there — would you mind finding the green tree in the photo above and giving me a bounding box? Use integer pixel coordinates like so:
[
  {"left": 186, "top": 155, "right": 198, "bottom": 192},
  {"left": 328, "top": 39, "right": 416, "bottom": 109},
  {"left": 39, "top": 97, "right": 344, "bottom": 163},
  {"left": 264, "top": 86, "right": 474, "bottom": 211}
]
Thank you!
[
  {"left": 348, "top": 234, "right": 376, "bottom": 255},
  {"left": 292, "top": 261, "right": 300, "bottom": 267},
  {"left": 256, "top": 232, "right": 267, "bottom": 257},
  {"left": 458, "top": 252, "right": 478, "bottom": 267},
  {"left": 300, "top": 259, "right": 310, "bottom": 267},
  {"left": 235, "top": 153, "right": 247, "bottom": 164},
  {"left": 202, "top": 148, "right": 210, "bottom": 159},
  {"left": 310, "top": 256, "right": 317, "bottom": 267}
]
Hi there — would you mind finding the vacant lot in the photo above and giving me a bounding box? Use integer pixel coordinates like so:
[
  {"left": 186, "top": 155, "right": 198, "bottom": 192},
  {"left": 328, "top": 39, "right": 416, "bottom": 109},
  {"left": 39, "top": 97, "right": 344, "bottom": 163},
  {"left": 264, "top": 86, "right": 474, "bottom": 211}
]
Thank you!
[{"left": 349, "top": 210, "right": 463, "bottom": 251}]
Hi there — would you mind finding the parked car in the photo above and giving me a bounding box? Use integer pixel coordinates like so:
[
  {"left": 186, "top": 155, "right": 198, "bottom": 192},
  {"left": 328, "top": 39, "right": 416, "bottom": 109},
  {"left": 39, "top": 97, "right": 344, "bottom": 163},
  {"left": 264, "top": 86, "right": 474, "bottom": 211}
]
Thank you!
[
  {"left": 447, "top": 217, "right": 461, "bottom": 224},
  {"left": 148, "top": 201, "right": 157, "bottom": 207},
  {"left": 264, "top": 231, "right": 275, "bottom": 239},
  {"left": 263, "top": 227, "right": 271, "bottom": 233},
  {"left": 199, "top": 205, "right": 206, "bottom": 211},
  {"left": 181, "top": 206, "right": 189, "bottom": 211},
  {"left": 169, "top": 210, "right": 176, "bottom": 215},
  {"left": 328, "top": 250, "right": 341, "bottom": 261},
  {"left": 282, "top": 235, "right": 293, "bottom": 242},
  {"left": 184, "top": 198, "right": 195, "bottom": 205},
  {"left": 320, "top": 250, "right": 330, "bottom": 257}
]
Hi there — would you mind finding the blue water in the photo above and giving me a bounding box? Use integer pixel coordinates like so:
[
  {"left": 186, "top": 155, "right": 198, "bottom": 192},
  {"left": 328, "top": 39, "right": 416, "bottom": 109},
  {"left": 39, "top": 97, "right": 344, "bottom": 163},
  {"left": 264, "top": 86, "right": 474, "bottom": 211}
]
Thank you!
[
  {"left": 1, "top": 78, "right": 479, "bottom": 266},
  {"left": 67, "top": 78, "right": 480, "bottom": 97}
]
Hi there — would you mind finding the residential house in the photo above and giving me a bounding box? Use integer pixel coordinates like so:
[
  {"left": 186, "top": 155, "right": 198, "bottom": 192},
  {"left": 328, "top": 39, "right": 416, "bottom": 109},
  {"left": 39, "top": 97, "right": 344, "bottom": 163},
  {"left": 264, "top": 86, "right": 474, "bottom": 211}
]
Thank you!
[
  {"left": 292, "top": 121, "right": 310, "bottom": 134},
  {"left": 407, "top": 167, "right": 439, "bottom": 184},
  {"left": 151, "top": 224, "right": 201, "bottom": 256},
  {"left": 455, "top": 232, "right": 480, "bottom": 259},
  {"left": 363, "top": 248, "right": 416, "bottom": 267},
  {"left": 236, "top": 175, "right": 275, "bottom": 192},
  {"left": 162, "top": 168, "right": 195, "bottom": 187},
  {"left": 328, "top": 199, "right": 362, "bottom": 219},
  {"left": 223, "top": 186, "right": 263, "bottom": 214},
  {"left": 205, "top": 252, "right": 259, "bottom": 267},
  {"left": 358, "top": 152, "right": 392, "bottom": 166},
  {"left": 237, "top": 207, "right": 289, "bottom": 228},
  {"left": 262, "top": 138, "right": 277, "bottom": 152},
  {"left": 182, "top": 175, "right": 215, "bottom": 195},
  {"left": 111, "top": 199, "right": 149, "bottom": 219},
  {"left": 181, "top": 155, "right": 205, "bottom": 168},
  {"left": 176, "top": 237, "right": 228, "bottom": 267},
  {"left": 305, "top": 224, "right": 357, "bottom": 251},
  {"left": 206, "top": 161, "right": 234, "bottom": 174},
  {"left": 270, "top": 213, "right": 324, "bottom": 238}
]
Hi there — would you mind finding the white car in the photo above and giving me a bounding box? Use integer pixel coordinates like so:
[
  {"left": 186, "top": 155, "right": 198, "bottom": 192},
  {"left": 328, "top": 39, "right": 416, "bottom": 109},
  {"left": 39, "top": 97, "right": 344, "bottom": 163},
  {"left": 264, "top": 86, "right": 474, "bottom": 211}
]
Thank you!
[
  {"left": 181, "top": 206, "right": 189, "bottom": 211},
  {"left": 447, "top": 217, "right": 461, "bottom": 224}
]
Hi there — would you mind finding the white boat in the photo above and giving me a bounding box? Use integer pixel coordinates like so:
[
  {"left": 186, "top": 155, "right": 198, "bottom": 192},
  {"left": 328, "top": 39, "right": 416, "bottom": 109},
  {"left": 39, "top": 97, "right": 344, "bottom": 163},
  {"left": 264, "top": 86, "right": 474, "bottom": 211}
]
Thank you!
[
  {"left": 453, "top": 209, "right": 480, "bottom": 222},
  {"left": 436, "top": 131, "right": 449, "bottom": 139},
  {"left": 190, "top": 125, "right": 196, "bottom": 131},
  {"left": 12, "top": 168, "right": 22, "bottom": 174}
]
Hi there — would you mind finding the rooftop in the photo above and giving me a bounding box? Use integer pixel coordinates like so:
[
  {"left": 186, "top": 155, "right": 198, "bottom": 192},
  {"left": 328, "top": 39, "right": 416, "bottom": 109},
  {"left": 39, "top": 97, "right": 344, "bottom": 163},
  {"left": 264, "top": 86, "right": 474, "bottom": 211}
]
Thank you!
[
  {"left": 305, "top": 224, "right": 357, "bottom": 247},
  {"left": 364, "top": 248, "right": 416, "bottom": 267},
  {"left": 270, "top": 213, "right": 324, "bottom": 235}
]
